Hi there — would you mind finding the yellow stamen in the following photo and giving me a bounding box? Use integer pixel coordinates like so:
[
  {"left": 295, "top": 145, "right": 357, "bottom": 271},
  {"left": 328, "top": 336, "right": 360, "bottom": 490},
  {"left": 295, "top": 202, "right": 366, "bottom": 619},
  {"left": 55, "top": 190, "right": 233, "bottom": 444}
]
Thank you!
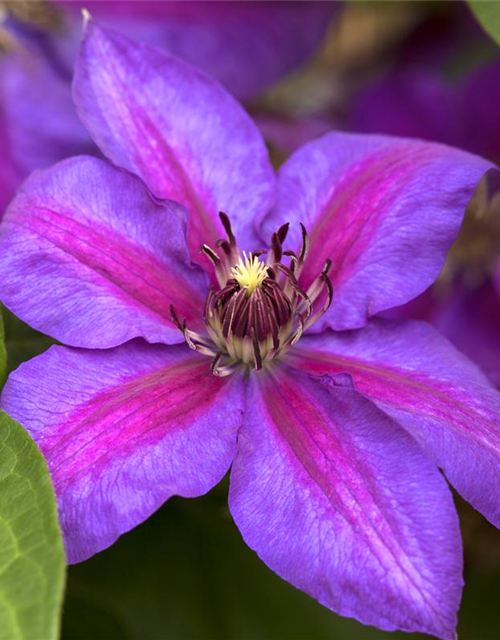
[{"left": 230, "top": 252, "right": 268, "bottom": 295}]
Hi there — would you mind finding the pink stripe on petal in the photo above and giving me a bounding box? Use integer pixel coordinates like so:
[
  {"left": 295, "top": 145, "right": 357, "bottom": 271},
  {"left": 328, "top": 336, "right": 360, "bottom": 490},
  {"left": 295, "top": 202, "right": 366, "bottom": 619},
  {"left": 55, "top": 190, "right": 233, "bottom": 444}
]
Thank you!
[
  {"left": 296, "top": 349, "right": 500, "bottom": 447},
  {"left": 47, "top": 358, "right": 218, "bottom": 483},
  {"left": 304, "top": 144, "right": 440, "bottom": 286},
  {"left": 134, "top": 115, "right": 218, "bottom": 257},
  {"left": 263, "top": 133, "right": 493, "bottom": 331},
  {"left": 230, "top": 369, "right": 461, "bottom": 638},
  {"left": 74, "top": 21, "right": 276, "bottom": 259},
  {"left": 16, "top": 205, "right": 203, "bottom": 324},
  {"left": 0, "top": 156, "right": 208, "bottom": 348},
  {"left": 2, "top": 341, "right": 245, "bottom": 563},
  {"left": 94, "top": 62, "right": 217, "bottom": 254},
  {"left": 293, "top": 320, "right": 500, "bottom": 528}
]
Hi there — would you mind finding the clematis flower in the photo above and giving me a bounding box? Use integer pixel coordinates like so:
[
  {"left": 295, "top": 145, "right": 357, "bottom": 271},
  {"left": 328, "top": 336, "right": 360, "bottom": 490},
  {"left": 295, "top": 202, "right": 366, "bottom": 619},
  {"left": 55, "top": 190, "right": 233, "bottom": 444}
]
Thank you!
[{"left": 1, "top": 21, "right": 500, "bottom": 640}]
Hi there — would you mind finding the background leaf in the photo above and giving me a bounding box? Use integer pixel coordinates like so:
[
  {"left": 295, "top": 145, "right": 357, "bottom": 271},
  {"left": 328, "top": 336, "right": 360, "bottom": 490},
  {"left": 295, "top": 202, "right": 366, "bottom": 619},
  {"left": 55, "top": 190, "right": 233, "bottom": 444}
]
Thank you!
[
  {"left": 0, "top": 310, "right": 6, "bottom": 385},
  {"left": 469, "top": 1, "right": 500, "bottom": 47},
  {"left": 1, "top": 307, "right": 54, "bottom": 376},
  {"left": 0, "top": 411, "right": 65, "bottom": 640}
]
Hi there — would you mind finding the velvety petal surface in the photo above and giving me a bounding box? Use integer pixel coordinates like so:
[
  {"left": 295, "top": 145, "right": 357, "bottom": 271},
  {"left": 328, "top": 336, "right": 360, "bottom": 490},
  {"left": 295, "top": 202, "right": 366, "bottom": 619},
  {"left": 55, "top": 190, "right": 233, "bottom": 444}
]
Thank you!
[
  {"left": 62, "top": 0, "right": 335, "bottom": 102},
  {"left": 0, "top": 156, "right": 208, "bottom": 348},
  {"left": 73, "top": 21, "right": 276, "bottom": 259},
  {"left": 292, "top": 319, "right": 500, "bottom": 529},
  {"left": 230, "top": 368, "right": 462, "bottom": 639},
  {"left": 1, "top": 341, "right": 245, "bottom": 563},
  {"left": 262, "top": 132, "right": 493, "bottom": 331}
]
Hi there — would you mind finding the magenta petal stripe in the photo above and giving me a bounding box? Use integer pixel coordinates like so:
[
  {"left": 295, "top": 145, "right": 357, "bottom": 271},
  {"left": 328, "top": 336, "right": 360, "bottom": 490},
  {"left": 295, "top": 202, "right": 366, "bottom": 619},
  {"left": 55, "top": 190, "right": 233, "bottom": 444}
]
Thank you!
[
  {"left": 0, "top": 156, "right": 208, "bottom": 348},
  {"left": 230, "top": 369, "right": 461, "bottom": 639},
  {"left": 262, "top": 132, "right": 493, "bottom": 331},
  {"left": 1, "top": 341, "right": 245, "bottom": 563},
  {"left": 293, "top": 319, "right": 500, "bottom": 529},
  {"left": 73, "top": 20, "right": 276, "bottom": 259}
]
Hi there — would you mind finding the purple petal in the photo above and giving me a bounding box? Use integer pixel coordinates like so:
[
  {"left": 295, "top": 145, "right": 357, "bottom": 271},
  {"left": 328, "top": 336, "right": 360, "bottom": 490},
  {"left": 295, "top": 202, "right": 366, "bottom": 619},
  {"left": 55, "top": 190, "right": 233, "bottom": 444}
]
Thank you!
[
  {"left": 293, "top": 318, "right": 500, "bottom": 529},
  {"left": 73, "top": 21, "right": 276, "bottom": 260},
  {"left": 262, "top": 132, "right": 492, "bottom": 331},
  {"left": 1, "top": 340, "right": 244, "bottom": 563},
  {"left": 230, "top": 368, "right": 461, "bottom": 639},
  {"left": 0, "top": 156, "right": 208, "bottom": 348},
  {"left": 62, "top": 0, "right": 336, "bottom": 102}
]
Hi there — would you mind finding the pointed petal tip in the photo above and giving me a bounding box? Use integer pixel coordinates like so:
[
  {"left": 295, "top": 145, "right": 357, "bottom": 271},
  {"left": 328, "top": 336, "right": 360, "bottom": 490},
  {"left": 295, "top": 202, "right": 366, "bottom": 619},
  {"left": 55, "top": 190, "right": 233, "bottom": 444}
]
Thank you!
[
  {"left": 81, "top": 7, "right": 92, "bottom": 28},
  {"left": 326, "top": 600, "right": 458, "bottom": 640},
  {"left": 433, "top": 621, "right": 458, "bottom": 640},
  {"left": 230, "top": 369, "right": 462, "bottom": 640},
  {"left": 296, "top": 318, "right": 500, "bottom": 530},
  {"left": 401, "top": 617, "right": 458, "bottom": 640},
  {"left": 73, "top": 18, "right": 275, "bottom": 260}
]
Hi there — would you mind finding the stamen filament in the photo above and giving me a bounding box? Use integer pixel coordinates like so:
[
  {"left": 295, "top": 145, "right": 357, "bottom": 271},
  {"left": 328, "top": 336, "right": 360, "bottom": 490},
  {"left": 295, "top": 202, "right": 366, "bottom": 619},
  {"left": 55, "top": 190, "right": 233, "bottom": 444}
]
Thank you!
[{"left": 175, "top": 217, "right": 333, "bottom": 376}]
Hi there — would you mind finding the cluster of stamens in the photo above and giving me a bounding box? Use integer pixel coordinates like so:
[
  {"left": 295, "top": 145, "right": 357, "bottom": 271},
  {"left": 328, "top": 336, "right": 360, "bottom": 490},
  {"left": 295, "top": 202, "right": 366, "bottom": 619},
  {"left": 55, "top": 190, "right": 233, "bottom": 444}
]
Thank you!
[{"left": 171, "top": 212, "right": 332, "bottom": 376}]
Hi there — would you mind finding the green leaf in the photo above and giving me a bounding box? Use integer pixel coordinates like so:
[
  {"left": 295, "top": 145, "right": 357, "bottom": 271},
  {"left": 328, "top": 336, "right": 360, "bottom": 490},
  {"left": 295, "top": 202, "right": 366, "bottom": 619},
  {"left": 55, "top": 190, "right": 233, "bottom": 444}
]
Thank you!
[
  {"left": 469, "top": 1, "right": 500, "bottom": 47},
  {"left": 0, "top": 411, "right": 65, "bottom": 640}
]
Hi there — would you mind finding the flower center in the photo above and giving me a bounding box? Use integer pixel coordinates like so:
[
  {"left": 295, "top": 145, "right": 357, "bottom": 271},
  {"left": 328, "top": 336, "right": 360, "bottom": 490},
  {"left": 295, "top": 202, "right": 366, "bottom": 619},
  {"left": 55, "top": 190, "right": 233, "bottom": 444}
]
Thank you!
[
  {"left": 171, "top": 212, "right": 332, "bottom": 376},
  {"left": 230, "top": 252, "right": 268, "bottom": 295}
]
